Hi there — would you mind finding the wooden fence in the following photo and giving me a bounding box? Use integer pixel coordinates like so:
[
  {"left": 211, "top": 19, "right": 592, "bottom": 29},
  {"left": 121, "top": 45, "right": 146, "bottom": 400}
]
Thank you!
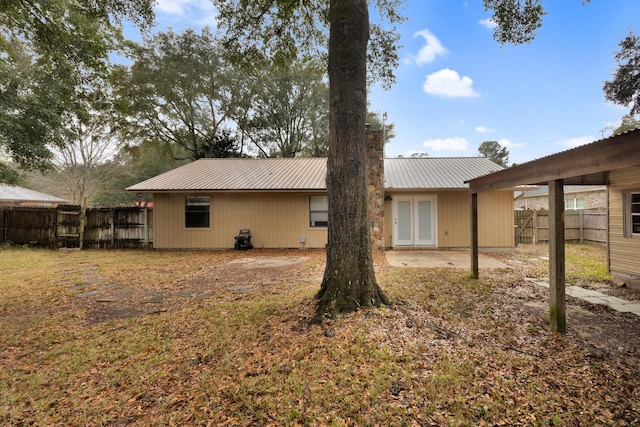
[
  {"left": 0, "top": 205, "right": 153, "bottom": 249},
  {"left": 515, "top": 209, "right": 607, "bottom": 245}
]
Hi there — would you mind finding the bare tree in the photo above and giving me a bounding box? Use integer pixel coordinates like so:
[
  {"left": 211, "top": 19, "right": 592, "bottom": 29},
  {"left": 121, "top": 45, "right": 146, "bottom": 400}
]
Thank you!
[{"left": 51, "top": 116, "right": 122, "bottom": 207}]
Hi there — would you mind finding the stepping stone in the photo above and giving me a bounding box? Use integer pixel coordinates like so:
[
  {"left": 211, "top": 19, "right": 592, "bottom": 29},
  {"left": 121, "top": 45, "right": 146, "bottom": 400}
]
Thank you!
[
  {"left": 98, "top": 283, "right": 125, "bottom": 290},
  {"left": 81, "top": 278, "right": 106, "bottom": 285},
  {"left": 176, "top": 289, "right": 200, "bottom": 297},
  {"left": 229, "top": 285, "right": 255, "bottom": 294},
  {"left": 97, "top": 294, "right": 130, "bottom": 302},
  {"left": 262, "top": 281, "right": 279, "bottom": 286},
  {"left": 195, "top": 293, "right": 214, "bottom": 300},
  {"left": 76, "top": 290, "right": 104, "bottom": 298},
  {"left": 67, "top": 284, "right": 91, "bottom": 291}
]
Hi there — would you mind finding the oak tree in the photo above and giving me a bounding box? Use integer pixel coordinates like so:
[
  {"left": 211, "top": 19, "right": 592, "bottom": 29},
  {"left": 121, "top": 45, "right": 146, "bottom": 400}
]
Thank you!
[
  {"left": 213, "top": 0, "right": 572, "bottom": 320},
  {"left": 111, "top": 28, "right": 240, "bottom": 161},
  {"left": 0, "top": 0, "right": 154, "bottom": 181},
  {"left": 603, "top": 32, "right": 640, "bottom": 116}
]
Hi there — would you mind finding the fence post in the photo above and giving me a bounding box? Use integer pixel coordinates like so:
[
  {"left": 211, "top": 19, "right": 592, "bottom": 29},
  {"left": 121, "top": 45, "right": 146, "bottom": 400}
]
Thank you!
[
  {"left": 579, "top": 210, "right": 584, "bottom": 244},
  {"left": 143, "top": 207, "right": 149, "bottom": 249},
  {"left": 79, "top": 201, "right": 86, "bottom": 250},
  {"left": 2, "top": 208, "right": 6, "bottom": 243},
  {"left": 1, "top": 208, "right": 6, "bottom": 242},
  {"left": 533, "top": 210, "right": 539, "bottom": 244},
  {"left": 50, "top": 208, "right": 56, "bottom": 249},
  {"left": 110, "top": 208, "right": 116, "bottom": 248}
]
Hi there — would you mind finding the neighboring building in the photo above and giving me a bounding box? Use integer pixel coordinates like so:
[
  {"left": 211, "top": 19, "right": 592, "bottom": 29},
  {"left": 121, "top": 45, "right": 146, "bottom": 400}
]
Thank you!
[
  {"left": 0, "top": 184, "right": 67, "bottom": 207},
  {"left": 514, "top": 185, "right": 606, "bottom": 211},
  {"left": 128, "top": 132, "right": 515, "bottom": 251}
]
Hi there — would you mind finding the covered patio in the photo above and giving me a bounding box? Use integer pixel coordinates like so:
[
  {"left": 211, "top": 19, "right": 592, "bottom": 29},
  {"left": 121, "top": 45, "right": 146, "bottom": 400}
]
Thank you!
[{"left": 467, "top": 128, "right": 640, "bottom": 332}]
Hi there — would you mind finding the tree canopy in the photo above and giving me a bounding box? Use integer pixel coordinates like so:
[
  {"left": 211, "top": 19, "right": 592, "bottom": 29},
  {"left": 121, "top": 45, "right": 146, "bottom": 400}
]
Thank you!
[
  {"left": 111, "top": 28, "right": 240, "bottom": 161},
  {"left": 603, "top": 32, "right": 640, "bottom": 116},
  {"left": 478, "top": 140, "right": 510, "bottom": 168},
  {"left": 0, "top": 0, "right": 155, "bottom": 176},
  {"left": 237, "top": 59, "right": 329, "bottom": 158}
]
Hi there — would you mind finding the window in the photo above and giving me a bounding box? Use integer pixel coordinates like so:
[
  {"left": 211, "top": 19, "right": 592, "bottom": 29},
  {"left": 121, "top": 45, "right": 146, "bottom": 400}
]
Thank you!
[
  {"left": 623, "top": 192, "right": 640, "bottom": 237},
  {"left": 309, "top": 195, "right": 328, "bottom": 227},
  {"left": 565, "top": 198, "right": 585, "bottom": 210},
  {"left": 185, "top": 196, "right": 210, "bottom": 228},
  {"left": 632, "top": 193, "right": 640, "bottom": 235}
]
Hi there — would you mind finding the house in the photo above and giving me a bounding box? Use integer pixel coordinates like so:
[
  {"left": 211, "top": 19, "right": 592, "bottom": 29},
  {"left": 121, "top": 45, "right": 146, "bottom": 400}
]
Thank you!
[
  {"left": 514, "top": 185, "right": 606, "bottom": 211},
  {"left": 128, "top": 131, "right": 514, "bottom": 251},
  {"left": 0, "top": 184, "right": 67, "bottom": 207},
  {"left": 468, "top": 128, "right": 640, "bottom": 331}
]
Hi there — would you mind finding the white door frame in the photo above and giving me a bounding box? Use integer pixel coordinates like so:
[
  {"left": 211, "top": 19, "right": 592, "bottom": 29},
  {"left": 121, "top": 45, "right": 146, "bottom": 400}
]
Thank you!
[{"left": 392, "top": 194, "right": 437, "bottom": 247}]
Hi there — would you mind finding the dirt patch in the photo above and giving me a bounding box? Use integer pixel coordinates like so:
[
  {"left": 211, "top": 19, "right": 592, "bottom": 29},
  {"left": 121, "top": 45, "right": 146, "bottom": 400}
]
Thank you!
[
  {"left": 54, "top": 246, "right": 640, "bottom": 360},
  {"left": 61, "top": 250, "right": 325, "bottom": 325},
  {"left": 227, "top": 255, "right": 309, "bottom": 268},
  {"left": 487, "top": 245, "right": 640, "bottom": 359}
]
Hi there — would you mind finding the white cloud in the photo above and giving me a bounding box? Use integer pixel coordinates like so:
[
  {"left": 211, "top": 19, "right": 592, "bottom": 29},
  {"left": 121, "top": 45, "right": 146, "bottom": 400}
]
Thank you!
[
  {"left": 155, "top": 0, "right": 217, "bottom": 27},
  {"left": 422, "top": 137, "right": 469, "bottom": 152},
  {"left": 475, "top": 126, "right": 494, "bottom": 133},
  {"left": 479, "top": 18, "right": 497, "bottom": 30},
  {"left": 413, "top": 29, "right": 447, "bottom": 65},
  {"left": 156, "top": 0, "right": 191, "bottom": 14},
  {"left": 556, "top": 136, "right": 595, "bottom": 149},
  {"left": 422, "top": 69, "right": 478, "bottom": 98},
  {"left": 497, "top": 138, "right": 526, "bottom": 149}
]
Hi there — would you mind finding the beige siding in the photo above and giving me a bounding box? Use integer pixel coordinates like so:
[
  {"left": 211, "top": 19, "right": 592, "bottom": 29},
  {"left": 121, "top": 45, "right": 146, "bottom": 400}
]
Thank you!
[
  {"left": 153, "top": 192, "right": 327, "bottom": 249},
  {"left": 478, "top": 191, "right": 515, "bottom": 247},
  {"left": 437, "top": 191, "right": 472, "bottom": 247},
  {"left": 609, "top": 166, "right": 640, "bottom": 279},
  {"left": 383, "top": 190, "right": 514, "bottom": 249},
  {"left": 154, "top": 189, "right": 514, "bottom": 250}
]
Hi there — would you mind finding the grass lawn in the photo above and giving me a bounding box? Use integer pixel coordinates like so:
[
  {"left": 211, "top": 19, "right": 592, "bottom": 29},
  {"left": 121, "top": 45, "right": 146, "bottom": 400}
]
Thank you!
[{"left": 1, "top": 245, "right": 639, "bottom": 426}]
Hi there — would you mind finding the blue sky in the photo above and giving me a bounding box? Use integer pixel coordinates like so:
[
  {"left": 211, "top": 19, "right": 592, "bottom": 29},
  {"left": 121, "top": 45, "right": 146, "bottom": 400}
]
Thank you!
[{"left": 130, "top": 0, "right": 640, "bottom": 165}]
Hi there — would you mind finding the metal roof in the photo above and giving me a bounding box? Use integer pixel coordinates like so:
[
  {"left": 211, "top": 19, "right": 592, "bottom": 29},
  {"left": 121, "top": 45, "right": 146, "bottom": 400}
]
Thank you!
[
  {"left": 468, "top": 128, "right": 640, "bottom": 192},
  {"left": 517, "top": 185, "right": 606, "bottom": 197},
  {"left": 127, "top": 157, "right": 328, "bottom": 191},
  {"left": 127, "top": 156, "right": 504, "bottom": 192},
  {"left": 0, "top": 184, "right": 67, "bottom": 203},
  {"left": 384, "top": 157, "right": 503, "bottom": 189}
]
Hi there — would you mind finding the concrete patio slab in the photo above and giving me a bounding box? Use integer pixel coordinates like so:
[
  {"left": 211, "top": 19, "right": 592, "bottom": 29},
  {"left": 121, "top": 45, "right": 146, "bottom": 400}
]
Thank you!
[{"left": 386, "top": 250, "right": 509, "bottom": 269}]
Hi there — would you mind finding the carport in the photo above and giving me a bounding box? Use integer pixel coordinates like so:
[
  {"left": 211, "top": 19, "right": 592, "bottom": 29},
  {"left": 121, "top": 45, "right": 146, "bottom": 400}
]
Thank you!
[{"left": 467, "top": 129, "right": 640, "bottom": 333}]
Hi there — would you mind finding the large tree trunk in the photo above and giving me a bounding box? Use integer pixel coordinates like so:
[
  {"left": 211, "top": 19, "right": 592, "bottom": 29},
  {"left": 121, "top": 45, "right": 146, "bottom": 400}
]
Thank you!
[{"left": 315, "top": 0, "right": 389, "bottom": 321}]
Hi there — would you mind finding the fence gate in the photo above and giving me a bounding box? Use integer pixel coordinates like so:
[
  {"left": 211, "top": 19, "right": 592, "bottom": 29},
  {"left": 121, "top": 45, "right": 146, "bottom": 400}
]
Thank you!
[
  {"left": 515, "top": 210, "right": 535, "bottom": 245},
  {"left": 55, "top": 205, "right": 81, "bottom": 248}
]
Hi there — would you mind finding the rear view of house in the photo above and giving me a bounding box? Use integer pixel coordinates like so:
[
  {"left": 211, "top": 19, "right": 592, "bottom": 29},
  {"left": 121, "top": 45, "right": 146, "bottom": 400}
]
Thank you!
[{"left": 128, "top": 134, "right": 514, "bottom": 251}]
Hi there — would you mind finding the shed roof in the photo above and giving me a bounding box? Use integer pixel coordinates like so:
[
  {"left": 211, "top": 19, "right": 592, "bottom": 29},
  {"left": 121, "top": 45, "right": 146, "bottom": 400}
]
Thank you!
[
  {"left": 0, "top": 184, "right": 67, "bottom": 203},
  {"left": 468, "top": 128, "right": 640, "bottom": 193},
  {"left": 127, "top": 156, "right": 504, "bottom": 192},
  {"left": 517, "top": 185, "right": 606, "bottom": 198}
]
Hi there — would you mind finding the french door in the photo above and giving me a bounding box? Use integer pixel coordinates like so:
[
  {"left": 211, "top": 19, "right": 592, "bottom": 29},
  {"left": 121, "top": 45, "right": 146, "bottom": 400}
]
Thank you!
[{"left": 393, "top": 195, "right": 436, "bottom": 247}]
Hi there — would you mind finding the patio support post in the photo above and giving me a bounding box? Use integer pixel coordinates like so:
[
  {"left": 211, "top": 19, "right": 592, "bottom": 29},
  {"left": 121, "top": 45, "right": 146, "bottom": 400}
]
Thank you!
[
  {"left": 549, "top": 179, "right": 566, "bottom": 333},
  {"left": 470, "top": 191, "right": 479, "bottom": 278}
]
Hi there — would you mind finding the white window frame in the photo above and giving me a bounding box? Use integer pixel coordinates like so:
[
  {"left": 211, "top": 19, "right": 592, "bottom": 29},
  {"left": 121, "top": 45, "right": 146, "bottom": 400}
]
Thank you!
[
  {"left": 565, "top": 197, "right": 585, "bottom": 210},
  {"left": 309, "top": 195, "right": 328, "bottom": 228}
]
